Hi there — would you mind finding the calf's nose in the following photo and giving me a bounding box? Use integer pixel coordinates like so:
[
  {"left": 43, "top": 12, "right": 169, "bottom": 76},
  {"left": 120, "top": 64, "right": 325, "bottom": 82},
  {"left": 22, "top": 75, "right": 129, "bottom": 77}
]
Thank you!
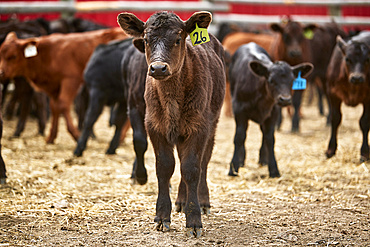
[
  {"left": 278, "top": 95, "right": 292, "bottom": 106},
  {"left": 349, "top": 74, "right": 365, "bottom": 84},
  {"left": 149, "top": 62, "right": 170, "bottom": 78},
  {"left": 289, "top": 50, "right": 302, "bottom": 58}
]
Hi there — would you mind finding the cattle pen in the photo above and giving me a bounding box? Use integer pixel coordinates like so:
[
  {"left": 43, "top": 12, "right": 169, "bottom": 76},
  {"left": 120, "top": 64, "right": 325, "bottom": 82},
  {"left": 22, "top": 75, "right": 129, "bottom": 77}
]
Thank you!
[{"left": 0, "top": 0, "right": 370, "bottom": 246}]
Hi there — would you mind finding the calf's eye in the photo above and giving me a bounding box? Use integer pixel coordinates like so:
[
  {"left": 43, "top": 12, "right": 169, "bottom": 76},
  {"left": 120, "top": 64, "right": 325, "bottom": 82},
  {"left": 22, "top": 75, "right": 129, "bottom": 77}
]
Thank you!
[
  {"left": 175, "top": 38, "right": 181, "bottom": 45},
  {"left": 6, "top": 55, "right": 16, "bottom": 61}
]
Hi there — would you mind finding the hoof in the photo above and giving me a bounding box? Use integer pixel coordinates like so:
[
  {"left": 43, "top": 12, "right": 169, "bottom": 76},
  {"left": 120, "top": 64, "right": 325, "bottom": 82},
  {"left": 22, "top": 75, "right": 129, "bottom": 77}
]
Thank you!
[
  {"left": 186, "top": 227, "right": 202, "bottom": 238},
  {"left": 0, "top": 178, "right": 6, "bottom": 184},
  {"left": 325, "top": 150, "right": 335, "bottom": 159},
  {"left": 155, "top": 220, "right": 170, "bottom": 232},
  {"left": 269, "top": 172, "right": 281, "bottom": 178},
  {"left": 228, "top": 170, "right": 238, "bottom": 177},
  {"left": 12, "top": 133, "right": 21, "bottom": 138},
  {"left": 106, "top": 149, "right": 116, "bottom": 155},
  {"left": 135, "top": 176, "right": 147, "bottom": 185},
  {"left": 46, "top": 138, "right": 54, "bottom": 144},
  {"left": 291, "top": 125, "right": 299, "bottom": 133},
  {"left": 175, "top": 203, "right": 185, "bottom": 213},
  {"left": 360, "top": 155, "right": 369, "bottom": 163},
  {"left": 201, "top": 206, "right": 210, "bottom": 215},
  {"left": 73, "top": 149, "right": 83, "bottom": 157},
  {"left": 258, "top": 161, "right": 268, "bottom": 167}
]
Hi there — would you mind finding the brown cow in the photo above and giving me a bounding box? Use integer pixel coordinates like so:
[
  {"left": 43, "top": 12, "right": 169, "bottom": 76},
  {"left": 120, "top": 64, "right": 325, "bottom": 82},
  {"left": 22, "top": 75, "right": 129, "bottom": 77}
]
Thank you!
[
  {"left": 222, "top": 19, "right": 316, "bottom": 132},
  {"left": 0, "top": 18, "right": 50, "bottom": 138},
  {"left": 223, "top": 31, "right": 275, "bottom": 55},
  {"left": 325, "top": 31, "right": 370, "bottom": 161},
  {"left": 0, "top": 28, "right": 127, "bottom": 143},
  {"left": 307, "top": 21, "right": 347, "bottom": 119},
  {"left": 118, "top": 11, "right": 226, "bottom": 237},
  {"left": 0, "top": 89, "right": 6, "bottom": 184}
]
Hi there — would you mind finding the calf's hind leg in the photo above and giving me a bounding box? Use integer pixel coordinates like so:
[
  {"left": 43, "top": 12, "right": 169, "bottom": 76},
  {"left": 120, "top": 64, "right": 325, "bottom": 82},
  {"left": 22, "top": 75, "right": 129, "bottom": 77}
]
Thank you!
[
  {"left": 46, "top": 98, "right": 60, "bottom": 144},
  {"left": 74, "top": 90, "right": 105, "bottom": 156},
  {"left": 59, "top": 79, "right": 82, "bottom": 141},
  {"left": 129, "top": 108, "right": 148, "bottom": 185},
  {"left": 106, "top": 101, "right": 128, "bottom": 154}
]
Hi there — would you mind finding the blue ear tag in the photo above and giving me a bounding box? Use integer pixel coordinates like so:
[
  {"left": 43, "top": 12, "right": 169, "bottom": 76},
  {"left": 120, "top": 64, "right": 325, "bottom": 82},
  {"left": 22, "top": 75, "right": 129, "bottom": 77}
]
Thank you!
[{"left": 292, "top": 71, "right": 306, "bottom": 90}]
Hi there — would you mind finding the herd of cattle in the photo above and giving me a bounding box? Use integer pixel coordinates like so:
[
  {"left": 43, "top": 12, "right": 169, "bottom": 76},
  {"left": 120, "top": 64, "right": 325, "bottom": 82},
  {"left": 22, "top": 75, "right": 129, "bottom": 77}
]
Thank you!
[{"left": 0, "top": 11, "right": 369, "bottom": 237}]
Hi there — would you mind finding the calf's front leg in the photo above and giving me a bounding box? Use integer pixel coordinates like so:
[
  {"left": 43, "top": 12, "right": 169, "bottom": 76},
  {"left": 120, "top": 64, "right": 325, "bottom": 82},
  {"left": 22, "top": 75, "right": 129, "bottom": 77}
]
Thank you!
[
  {"left": 360, "top": 103, "right": 370, "bottom": 162},
  {"left": 177, "top": 133, "right": 208, "bottom": 238},
  {"left": 150, "top": 132, "right": 175, "bottom": 232},
  {"left": 326, "top": 94, "right": 342, "bottom": 158},
  {"left": 229, "top": 112, "right": 248, "bottom": 176},
  {"left": 260, "top": 106, "right": 280, "bottom": 177}
]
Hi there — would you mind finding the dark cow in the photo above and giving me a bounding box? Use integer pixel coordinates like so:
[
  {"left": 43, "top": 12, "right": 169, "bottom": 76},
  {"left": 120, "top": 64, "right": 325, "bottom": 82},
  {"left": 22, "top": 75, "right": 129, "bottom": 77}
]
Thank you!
[
  {"left": 228, "top": 42, "right": 313, "bottom": 178},
  {"left": 121, "top": 43, "right": 149, "bottom": 185},
  {"left": 0, "top": 28, "right": 127, "bottom": 144},
  {"left": 325, "top": 31, "right": 370, "bottom": 161},
  {"left": 74, "top": 39, "right": 131, "bottom": 157},
  {"left": 49, "top": 17, "right": 107, "bottom": 34},
  {"left": 307, "top": 21, "right": 347, "bottom": 118},
  {"left": 0, "top": 89, "right": 6, "bottom": 184},
  {"left": 118, "top": 11, "right": 226, "bottom": 237},
  {"left": 222, "top": 19, "right": 316, "bottom": 132}
]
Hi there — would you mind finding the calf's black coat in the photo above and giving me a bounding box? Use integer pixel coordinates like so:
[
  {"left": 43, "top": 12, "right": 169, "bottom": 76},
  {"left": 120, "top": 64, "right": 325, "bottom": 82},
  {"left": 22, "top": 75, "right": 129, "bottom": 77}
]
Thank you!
[{"left": 229, "top": 42, "right": 312, "bottom": 177}]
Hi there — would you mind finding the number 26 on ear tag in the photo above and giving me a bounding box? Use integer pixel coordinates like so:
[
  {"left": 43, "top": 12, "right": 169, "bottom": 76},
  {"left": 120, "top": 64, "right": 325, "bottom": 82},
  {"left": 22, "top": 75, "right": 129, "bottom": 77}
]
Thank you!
[
  {"left": 190, "top": 23, "right": 210, "bottom": 46},
  {"left": 292, "top": 71, "right": 306, "bottom": 90}
]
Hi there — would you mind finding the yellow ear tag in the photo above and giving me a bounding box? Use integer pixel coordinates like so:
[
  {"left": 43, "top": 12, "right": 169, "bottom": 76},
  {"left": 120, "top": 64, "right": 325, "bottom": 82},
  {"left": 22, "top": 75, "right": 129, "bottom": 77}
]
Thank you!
[
  {"left": 304, "top": 29, "right": 314, "bottom": 40},
  {"left": 190, "top": 23, "right": 210, "bottom": 46}
]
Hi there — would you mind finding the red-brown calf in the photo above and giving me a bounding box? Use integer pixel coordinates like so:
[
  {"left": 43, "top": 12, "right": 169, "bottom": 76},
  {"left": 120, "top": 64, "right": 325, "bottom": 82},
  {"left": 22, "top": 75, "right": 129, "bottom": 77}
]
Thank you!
[
  {"left": 0, "top": 28, "right": 127, "bottom": 143},
  {"left": 326, "top": 31, "right": 370, "bottom": 161}
]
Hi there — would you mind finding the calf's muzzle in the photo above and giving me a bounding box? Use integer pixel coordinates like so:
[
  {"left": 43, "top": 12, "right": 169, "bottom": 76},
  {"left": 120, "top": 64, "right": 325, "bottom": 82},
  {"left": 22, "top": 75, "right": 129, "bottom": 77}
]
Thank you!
[
  {"left": 149, "top": 62, "right": 171, "bottom": 79},
  {"left": 278, "top": 95, "right": 292, "bottom": 106},
  {"left": 349, "top": 73, "right": 365, "bottom": 84}
]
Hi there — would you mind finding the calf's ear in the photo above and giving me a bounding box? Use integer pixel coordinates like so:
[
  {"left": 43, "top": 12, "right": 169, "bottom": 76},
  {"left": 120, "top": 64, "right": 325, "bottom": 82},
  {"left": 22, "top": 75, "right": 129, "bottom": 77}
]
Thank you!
[
  {"left": 336, "top": 35, "right": 347, "bottom": 55},
  {"left": 133, "top": 38, "right": 145, "bottom": 53},
  {"left": 22, "top": 40, "right": 39, "bottom": 58},
  {"left": 292, "top": 62, "right": 313, "bottom": 78},
  {"left": 270, "top": 23, "right": 283, "bottom": 34},
  {"left": 304, "top": 24, "right": 317, "bottom": 33},
  {"left": 117, "top": 12, "right": 145, "bottom": 37},
  {"left": 185, "top": 11, "right": 212, "bottom": 34},
  {"left": 249, "top": 61, "right": 269, "bottom": 78},
  {"left": 4, "top": 32, "right": 18, "bottom": 42}
]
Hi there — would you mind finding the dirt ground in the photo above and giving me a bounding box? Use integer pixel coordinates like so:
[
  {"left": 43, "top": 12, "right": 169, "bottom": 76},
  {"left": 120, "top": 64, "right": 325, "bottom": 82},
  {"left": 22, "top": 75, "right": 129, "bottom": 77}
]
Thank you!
[{"left": 0, "top": 93, "right": 369, "bottom": 246}]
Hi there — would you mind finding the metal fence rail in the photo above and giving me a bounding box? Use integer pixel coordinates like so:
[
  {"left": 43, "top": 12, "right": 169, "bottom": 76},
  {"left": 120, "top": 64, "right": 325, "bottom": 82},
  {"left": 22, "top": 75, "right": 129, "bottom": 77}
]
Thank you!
[
  {"left": 213, "top": 14, "right": 370, "bottom": 26},
  {"left": 212, "top": 0, "right": 370, "bottom": 6},
  {"left": 0, "top": 0, "right": 369, "bottom": 26},
  {"left": 0, "top": 1, "right": 229, "bottom": 14}
]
